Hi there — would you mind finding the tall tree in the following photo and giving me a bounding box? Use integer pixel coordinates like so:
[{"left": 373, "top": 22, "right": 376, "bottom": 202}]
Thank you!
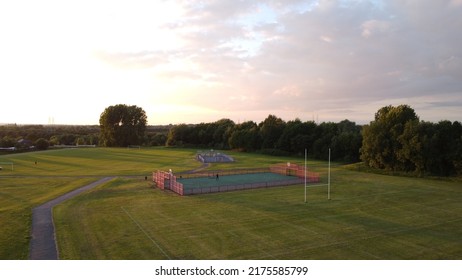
[
  {"left": 361, "top": 105, "right": 419, "bottom": 171},
  {"left": 259, "top": 114, "right": 286, "bottom": 149},
  {"left": 212, "top": 119, "right": 235, "bottom": 149},
  {"left": 99, "top": 104, "right": 147, "bottom": 147}
]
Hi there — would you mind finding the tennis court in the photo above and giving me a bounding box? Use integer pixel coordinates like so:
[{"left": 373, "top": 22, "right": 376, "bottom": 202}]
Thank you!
[{"left": 177, "top": 172, "right": 303, "bottom": 195}]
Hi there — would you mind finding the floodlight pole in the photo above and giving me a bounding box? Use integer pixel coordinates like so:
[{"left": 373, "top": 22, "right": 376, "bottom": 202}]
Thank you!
[
  {"left": 328, "top": 148, "right": 331, "bottom": 200},
  {"left": 304, "top": 148, "right": 307, "bottom": 203}
]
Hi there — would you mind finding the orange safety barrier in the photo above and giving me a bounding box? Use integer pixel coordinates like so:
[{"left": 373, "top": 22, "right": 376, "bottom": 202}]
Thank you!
[
  {"left": 269, "top": 163, "right": 320, "bottom": 183},
  {"left": 153, "top": 170, "right": 184, "bottom": 195}
]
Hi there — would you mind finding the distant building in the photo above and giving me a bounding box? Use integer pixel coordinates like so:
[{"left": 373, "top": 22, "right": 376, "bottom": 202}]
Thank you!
[{"left": 17, "top": 139, "right": 34, "bottom": 149}]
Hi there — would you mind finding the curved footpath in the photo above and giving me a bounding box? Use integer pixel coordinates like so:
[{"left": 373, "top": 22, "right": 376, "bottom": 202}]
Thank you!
[
  {"left": 29, "top": 164, "right": 211, "bottom": 260},
  {"left": 180, "top": 162, "right": 210, "bottom": 174},
  {"left": 29, "top": 177, "right": 114, "bottom": 260}
]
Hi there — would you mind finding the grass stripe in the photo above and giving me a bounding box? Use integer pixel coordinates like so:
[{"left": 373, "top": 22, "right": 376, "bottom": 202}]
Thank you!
[{"left": 120, "top": 206, "right": 171, "bottom": 260}]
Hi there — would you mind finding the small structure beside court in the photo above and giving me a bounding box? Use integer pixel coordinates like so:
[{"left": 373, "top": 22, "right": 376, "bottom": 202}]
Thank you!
[{"left": 196, "top": 150, "right": 234, "bottom": 163}]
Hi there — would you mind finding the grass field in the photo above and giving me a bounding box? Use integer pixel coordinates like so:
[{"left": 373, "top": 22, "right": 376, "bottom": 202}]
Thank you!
[
  {"left": 0, "top": 177, "right": 97, "bottom": 259},
  {"left": 1, "top": 147, "right": 461, "bottom": 259},
  {"left": 0, "top": 147, "right": 201, "bottom": 259},
  {"left": 53, "top": 172, "right": 462, "bottom": 260},
  {"left": 0, "top": 147, "right": 202, "bottom": 176}
]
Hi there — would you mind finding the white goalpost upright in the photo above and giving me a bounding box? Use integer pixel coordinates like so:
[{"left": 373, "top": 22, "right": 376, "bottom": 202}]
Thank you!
[
  {"left": 304, "top": 148, "right": 331, "bottom": 203},
  {"left": 326, "top": 148, "right": 332, "bottom": 200},
  {"left": 0, "top": 162, "right": 14, "bottom": 171},
  {"left": 304, "top": 149, "right": 307, "bottom": 203}
]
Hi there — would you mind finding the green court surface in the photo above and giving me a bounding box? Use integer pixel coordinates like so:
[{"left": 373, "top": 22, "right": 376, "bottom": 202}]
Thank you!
[{"left": 178, "top": 172, "right": 302, "bottom": 190}]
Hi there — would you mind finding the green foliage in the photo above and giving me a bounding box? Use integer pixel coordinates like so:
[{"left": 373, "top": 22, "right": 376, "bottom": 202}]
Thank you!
[
  {"left": 420, "top": 120, "right": 462, "bottom": 176},
  {"left": 34, "top": 138, "right": 49, "bottom": 150},
  {"left": 148, "top": 133, "right": 167, "bottom": 146},
  {"left": 166, "top": 123, "right": 190, "bottom": 147},
  {"left": 228, "top": 121, "right": 260, "bottom": 151},
  {"left": 361, "top": 104, "right": 419, "bottom": 171},
  {"left": 166, "top": 119, "right": 235, "bottom": 149},
  {"left": 3, "top": 104, "right": 460, "bottom": 175},
  {"left": 275, "top": 118, "right": 303, "bottom": 152},
  {"left": 167, "top": 117, "right": 362, "bottom": 162},
  {"left": 99, "top": 104, "right": 147, "bottom": 147},
  {"left": 361, "top": 105, "right": 462, "bottom": 176},
  {"left": 259, "top": 114, "right": 286, "bottom": 149},
  {"left": 212, "top": 119, "right": 235, "bottom": 149},
  {"left": 0, "top": 136, "right": 16, "bottom": 147},
  {"left": 0, "top": 124, "right": 100, "bottom": 148}
]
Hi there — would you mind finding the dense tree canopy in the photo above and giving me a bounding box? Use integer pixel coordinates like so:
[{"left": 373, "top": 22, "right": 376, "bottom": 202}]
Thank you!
[
  {"left": 165, "top": 114, "right": 362, "bottom": 162},
  {"left": 228, "top": 121, "right": 260, "bottom": 152},
  {"left": 0, "top": 124, "right": 100, "bottom": 151},
  {"left": 361, "top": 105, "right": 462, "bottom": 176},
  {"left": 34, "top": 138, "right": 50, "bottom": 150},
  {"left": 2, "top": 103, "right": 461, "bottom": 176},
  {"left": 259, "top": 114, "right": 285, "bottom": 149},
  {"left": 361, "top": 105, "right": 419, "bottom": 171},
  {"left": 166, "top": 119, "right": 235, "bottom": 149},
  {"left": 99, "top": 104, "right": 147, "bottom": 147}
]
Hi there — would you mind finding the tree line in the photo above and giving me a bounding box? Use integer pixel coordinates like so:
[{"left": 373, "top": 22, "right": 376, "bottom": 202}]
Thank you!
[
  {"left": 0, "top": 124, "right": 101, "bottom": 150},
  {"left": 1, "top": 104, "right": 461, "bottom": 176},
  {"left": 165, "top": 116, "right": 362, "bottom": 162},
  {"left": 0, "top": 124, "right": 167, "bottom": 150}
]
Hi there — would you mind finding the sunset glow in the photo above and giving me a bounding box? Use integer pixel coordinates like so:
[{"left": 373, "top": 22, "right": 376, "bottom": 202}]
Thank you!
[{"left": 1, "top": 0, "right": 461, "bottom": 125}]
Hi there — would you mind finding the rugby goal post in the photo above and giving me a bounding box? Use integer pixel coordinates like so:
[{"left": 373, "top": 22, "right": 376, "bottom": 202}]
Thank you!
[
  {"left": 0, "top": 162, "right": 14, "bottom": 171},
  {"left": 304, "top": 148, "right": 331, "bottom": 203}
]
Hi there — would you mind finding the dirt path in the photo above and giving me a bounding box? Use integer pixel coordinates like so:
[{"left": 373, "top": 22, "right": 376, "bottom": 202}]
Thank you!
[
  {"left": 29, "top": 177, "right": 114, "bottom": 260},
  {"left": 180, "top": 162, "right": 210, "bottom": 174}
]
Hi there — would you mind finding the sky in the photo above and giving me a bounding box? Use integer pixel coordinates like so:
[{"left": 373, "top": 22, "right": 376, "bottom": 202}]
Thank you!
[{"left": 0, "top": 0, "right": 461, "bottom": 125}]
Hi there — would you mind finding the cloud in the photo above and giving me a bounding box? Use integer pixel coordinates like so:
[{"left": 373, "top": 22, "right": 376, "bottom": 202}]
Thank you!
[
  {"left": 147, "top": 0, "right": 460, "bottom": 123},
  {"left": 361, "top": 20, "right": 391, "bottom": 38},
  {"left": 273, "top": 85, "right": 302, "bottom": 97},
  {"left": 1, "top": 0, "right": 461, "bottom": 125},
  {"left": 319, "top": 35, "right": 333, "bottom": 43},
  {"left": 94, "top": 51, "right": 169, "bottom": 69},
  {"left": 450, "top": 0, "right": 462, "bottom": 6}
]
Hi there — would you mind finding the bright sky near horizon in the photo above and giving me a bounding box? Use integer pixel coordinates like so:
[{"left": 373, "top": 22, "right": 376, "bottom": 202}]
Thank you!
[{"left": 1, "top": 0, "right": 461, "bottom": 125}]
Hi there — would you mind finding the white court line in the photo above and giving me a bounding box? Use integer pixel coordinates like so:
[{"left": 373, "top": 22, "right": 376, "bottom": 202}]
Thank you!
[{"left": 121, "top": 206, "right": 171, "bottom": 260}]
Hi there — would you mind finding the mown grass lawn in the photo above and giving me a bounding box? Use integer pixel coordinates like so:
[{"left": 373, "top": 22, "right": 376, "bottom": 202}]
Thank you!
[
  {"left": 0, "top": 147, "right": 201, "bottom": 176},
  {"left": 0, "top": 177, "right": 97, "bottom": 259},
  {"left": 0, "top": 147, "right": 200, "bottom": 259},
  {"left": 55, "top": 168, "right": 462, "bottom": 260},
  {"left": 2, "top": 147, "right": 461, "bottom": 260}
]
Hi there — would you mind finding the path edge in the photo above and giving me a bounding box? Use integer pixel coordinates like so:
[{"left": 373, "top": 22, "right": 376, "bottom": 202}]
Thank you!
[{"left": 29, "top": 177, "right": 115, "bottom": 260}]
